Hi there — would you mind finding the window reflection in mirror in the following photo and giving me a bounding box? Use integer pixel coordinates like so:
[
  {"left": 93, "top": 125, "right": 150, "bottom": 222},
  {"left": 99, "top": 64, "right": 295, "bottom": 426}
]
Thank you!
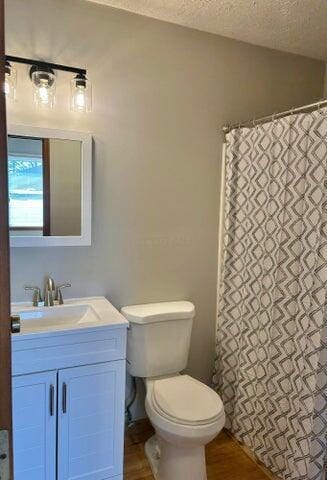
[
  {"left": 8, "top": 137, "right": 45, "bottom": 234},
  {"left": 8, "top": 136, "right": 82, "bottom": 237}
]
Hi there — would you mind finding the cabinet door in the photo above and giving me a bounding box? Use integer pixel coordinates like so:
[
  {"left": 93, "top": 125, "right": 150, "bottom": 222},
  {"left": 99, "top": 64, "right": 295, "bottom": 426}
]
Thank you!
[
  {"left": 58, "top": 361, "right": 126, "bottom": 480},
  {"left": 12, "top": 371, "right": 57, "bottom": 480}
]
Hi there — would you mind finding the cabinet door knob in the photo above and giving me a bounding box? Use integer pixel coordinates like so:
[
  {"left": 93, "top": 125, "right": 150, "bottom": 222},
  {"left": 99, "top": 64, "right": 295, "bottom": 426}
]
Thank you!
[
  {"left": 62, "top": 382, "right": 67, "bottom": 414},
  {"left": 11, "top": 315, "right": 21, "bottom": 334},
  {"left": 49, "top": 385, "right": 55, "bottom": 416}
]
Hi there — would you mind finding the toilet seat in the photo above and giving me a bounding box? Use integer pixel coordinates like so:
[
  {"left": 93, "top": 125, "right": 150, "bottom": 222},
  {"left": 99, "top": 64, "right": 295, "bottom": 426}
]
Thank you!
[{"left": 151, "top": 375, "right": 224, "bottom": 426}]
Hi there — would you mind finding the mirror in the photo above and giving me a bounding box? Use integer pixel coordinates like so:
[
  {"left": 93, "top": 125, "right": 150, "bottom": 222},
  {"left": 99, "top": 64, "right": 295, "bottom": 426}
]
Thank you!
[
  {"left": 8, "top": 136, "right": 81, "bottom": 237},
  {"left": 8, "top": 125, "right": 92, "bottom": 247}
]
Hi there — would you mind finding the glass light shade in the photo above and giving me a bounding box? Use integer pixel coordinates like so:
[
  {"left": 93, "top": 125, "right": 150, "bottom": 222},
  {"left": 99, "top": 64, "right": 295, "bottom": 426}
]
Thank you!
[
  {"left": 31, "top": 68, "right": 56, "bottom": 109},
  {"left": 4, "top": 62, "right": 17, "bottom": 100},
  {"left": 71, "top": 74, "right": 92, "bottom": 113}
]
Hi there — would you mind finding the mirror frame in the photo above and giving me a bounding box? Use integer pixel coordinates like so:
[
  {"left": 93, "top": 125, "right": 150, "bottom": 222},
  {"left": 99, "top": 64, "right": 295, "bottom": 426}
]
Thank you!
[{"left": 8, "top": 124, "right": 92, "bottom": 247}]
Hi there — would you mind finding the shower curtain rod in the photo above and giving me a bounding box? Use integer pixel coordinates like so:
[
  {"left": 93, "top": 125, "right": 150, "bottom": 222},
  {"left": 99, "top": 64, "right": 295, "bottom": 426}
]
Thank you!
[{"left": 222, "top": 98, "right": 327, "bottom": 134}]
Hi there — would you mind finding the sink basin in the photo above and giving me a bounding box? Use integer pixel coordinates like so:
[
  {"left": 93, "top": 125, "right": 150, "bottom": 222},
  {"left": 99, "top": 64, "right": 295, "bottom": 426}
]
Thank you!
[
  {"left": 17, "top": 304, "right": 100, "bottom": 334},
  {"left": 11, "top": 296, "right": 128, "bottom": 337}
]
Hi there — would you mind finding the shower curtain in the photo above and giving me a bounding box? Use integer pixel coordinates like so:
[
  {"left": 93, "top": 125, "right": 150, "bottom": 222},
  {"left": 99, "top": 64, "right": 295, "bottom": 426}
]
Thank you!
[{"left": 213, "top": 109, "right": 327, "bottom": 480}]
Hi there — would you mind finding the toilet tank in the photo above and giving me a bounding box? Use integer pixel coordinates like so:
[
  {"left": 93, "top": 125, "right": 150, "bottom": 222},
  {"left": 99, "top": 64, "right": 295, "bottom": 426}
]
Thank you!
[{"left": 121, "top": 301, "right": 195, "bottom": 378}]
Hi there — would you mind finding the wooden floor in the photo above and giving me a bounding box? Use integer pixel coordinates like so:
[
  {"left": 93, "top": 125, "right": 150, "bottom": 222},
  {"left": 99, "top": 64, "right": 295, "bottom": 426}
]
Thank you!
[{"left": 124, "top": 420, "right": 271, "bottom": 480}]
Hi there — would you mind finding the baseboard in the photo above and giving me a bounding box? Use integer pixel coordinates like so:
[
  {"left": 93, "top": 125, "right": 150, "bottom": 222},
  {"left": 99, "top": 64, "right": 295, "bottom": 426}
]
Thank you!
[{"left": 224, "top": 429, "right": 281, "bottom": 480}]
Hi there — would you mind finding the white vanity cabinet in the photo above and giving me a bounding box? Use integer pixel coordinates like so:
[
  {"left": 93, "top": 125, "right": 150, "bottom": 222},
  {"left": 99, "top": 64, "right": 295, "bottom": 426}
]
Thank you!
[
  {"left": 12, "top": 371, "right": 57, "bottom": 480},
  {"left": 11, "top": 297, "right": 128, "bottom": 480},
  {"left": 57, "top": 361, "right": 125, "bottom": 480}
]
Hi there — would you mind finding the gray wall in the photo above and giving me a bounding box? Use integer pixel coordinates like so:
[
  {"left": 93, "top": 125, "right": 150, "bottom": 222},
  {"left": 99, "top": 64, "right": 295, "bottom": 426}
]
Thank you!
[{"left": 6, "top": 0, "right": 324, "bottom": 409}]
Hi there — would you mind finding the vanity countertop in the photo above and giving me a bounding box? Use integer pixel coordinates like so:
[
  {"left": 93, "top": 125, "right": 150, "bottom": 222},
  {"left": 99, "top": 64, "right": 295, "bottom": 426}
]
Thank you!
[
  {"left": 11, "top": 296, "right": 128, "bottom": 340},
  {"left": 11, "top": 296, "right": 128, "bottom": 375}
]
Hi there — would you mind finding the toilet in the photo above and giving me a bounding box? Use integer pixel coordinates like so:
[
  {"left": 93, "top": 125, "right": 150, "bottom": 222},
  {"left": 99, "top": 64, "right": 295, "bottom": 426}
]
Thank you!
[{"left": 121, "top": 301, "right": 225, "bottom": 480}]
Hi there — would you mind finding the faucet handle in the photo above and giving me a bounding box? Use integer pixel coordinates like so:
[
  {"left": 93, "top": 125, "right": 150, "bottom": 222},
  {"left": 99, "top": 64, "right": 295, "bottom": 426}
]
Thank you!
[
  {"left": 24, "top": 286, "right": 43, "bottom": 307},
  {"left": 55, "top": 283, "right": 71, "bottom": 305}
]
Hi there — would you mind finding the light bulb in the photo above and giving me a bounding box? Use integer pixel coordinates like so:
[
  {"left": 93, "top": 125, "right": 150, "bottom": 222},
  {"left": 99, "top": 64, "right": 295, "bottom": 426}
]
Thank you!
[
  {"left": 30, "top": 66, "right": 56, "bottom": 109},
  {"left": 4, "top": 81, "right": 10, "bottom": 96},
  {"left": 71, "top": 74, "right": 92, "bottom": 113},
  {"left": 75, "top": 88, "right": 86, "bottom": 109},
  {"left": 38, "top": 83, "right": 50, "bottom": 103}
]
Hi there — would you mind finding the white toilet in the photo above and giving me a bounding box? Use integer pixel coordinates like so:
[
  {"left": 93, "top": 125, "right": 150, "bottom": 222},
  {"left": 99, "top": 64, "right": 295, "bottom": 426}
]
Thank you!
[{"left": 121, "top": 301, "right": 225, "bottom": 480}]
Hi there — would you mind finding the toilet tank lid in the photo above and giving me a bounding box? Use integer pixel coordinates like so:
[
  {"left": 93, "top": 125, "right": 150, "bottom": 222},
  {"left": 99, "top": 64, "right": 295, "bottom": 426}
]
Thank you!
[{"left": 121, "top": 301, "right": 195, "bottom": 324}]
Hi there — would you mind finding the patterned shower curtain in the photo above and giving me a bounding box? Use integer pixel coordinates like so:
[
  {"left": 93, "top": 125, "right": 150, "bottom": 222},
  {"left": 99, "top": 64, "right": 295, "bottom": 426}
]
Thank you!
[{"left": 212, "top": 109, "right": 327, "bottom": 480}]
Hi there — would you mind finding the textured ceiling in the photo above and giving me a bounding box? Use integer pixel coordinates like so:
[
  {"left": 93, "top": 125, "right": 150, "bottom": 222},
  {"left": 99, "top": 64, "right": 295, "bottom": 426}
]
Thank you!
[{"left": 85, "top": 0, "right": 327, "bottom": 61}]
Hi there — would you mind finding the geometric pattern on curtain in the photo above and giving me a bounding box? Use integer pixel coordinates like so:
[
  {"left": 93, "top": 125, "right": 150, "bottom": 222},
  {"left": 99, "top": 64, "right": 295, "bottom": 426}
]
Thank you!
[{"left": 212, "top": 109, "right": 327, "bottom": 480}]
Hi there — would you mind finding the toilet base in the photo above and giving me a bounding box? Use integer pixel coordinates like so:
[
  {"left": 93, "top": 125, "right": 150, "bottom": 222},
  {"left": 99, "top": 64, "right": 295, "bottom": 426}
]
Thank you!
[
  {"left": 145, "top": 434, "right": 207, "bottom": 480},
  {"left": 145, "top": 435, "right": 160, "bottom": 479}
]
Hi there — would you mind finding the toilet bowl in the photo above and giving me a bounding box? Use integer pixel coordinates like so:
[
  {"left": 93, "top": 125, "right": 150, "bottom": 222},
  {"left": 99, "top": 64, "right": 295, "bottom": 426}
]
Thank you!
[
  {"left": 121, "top": 301, "right": 226, "bottom": 480},
  {"left": 144, "top": 375, "right": 225, "bottom": 480}
]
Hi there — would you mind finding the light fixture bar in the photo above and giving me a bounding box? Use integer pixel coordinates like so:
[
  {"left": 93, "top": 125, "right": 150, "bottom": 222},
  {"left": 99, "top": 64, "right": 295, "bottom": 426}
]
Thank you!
[{"left": 5, "top": 55, "right": 86, "bottom": 76}]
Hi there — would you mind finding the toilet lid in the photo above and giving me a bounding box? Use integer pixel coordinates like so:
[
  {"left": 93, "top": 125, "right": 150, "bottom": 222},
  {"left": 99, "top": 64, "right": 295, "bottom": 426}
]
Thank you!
[{"left": 152, "top": 375, "right": 224, "bottom": 426}]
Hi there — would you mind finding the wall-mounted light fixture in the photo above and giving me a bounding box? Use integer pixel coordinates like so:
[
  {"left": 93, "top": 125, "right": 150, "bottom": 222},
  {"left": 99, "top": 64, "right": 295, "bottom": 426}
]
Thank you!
[
  {"left": 4, "top": 56, "right": 92, "bottom": 113},
  {"left": 30, "top": 66, "right": 56, "bottom": 109},
  {"left": 71, "top": 73, "right": 92, "bottom": 113},
  {"left": 4, "top": 60, "right": 17, "bottom": 100}
]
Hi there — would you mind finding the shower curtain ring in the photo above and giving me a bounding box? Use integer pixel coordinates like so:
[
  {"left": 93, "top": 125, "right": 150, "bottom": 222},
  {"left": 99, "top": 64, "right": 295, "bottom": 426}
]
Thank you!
[
  {"left": 289, "top": 107, "right": 295, "bottom": 124},
  {"left": 252, "top": 118, "right": 259, "bottom": 131},
  {"left": 317, "top": 98, "right": 325, "bottom": 116}
]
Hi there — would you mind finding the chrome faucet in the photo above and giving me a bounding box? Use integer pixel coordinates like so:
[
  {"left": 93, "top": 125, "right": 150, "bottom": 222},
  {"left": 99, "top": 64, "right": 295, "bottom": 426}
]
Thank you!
[
  {"left": 25, "top": 276, "right": 71, "bottom": 307},
  {"left": 44, "top": 277, "right": 56, "bottom": 307}
]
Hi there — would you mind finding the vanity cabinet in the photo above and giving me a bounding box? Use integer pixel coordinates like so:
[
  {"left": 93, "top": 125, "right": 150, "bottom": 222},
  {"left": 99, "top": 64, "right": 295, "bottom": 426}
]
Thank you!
[
  {"left": 13, "top": 361, "right": 125, "bottom": 480},
  {"left": 11, "top": 305, "right": 128, "bottom": 480},
  {"left": 57, "top": 362, "right": 125, "bottom": 480},
  {"left": 12, "top": 371, "right": 57, "bottom": 480}
]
